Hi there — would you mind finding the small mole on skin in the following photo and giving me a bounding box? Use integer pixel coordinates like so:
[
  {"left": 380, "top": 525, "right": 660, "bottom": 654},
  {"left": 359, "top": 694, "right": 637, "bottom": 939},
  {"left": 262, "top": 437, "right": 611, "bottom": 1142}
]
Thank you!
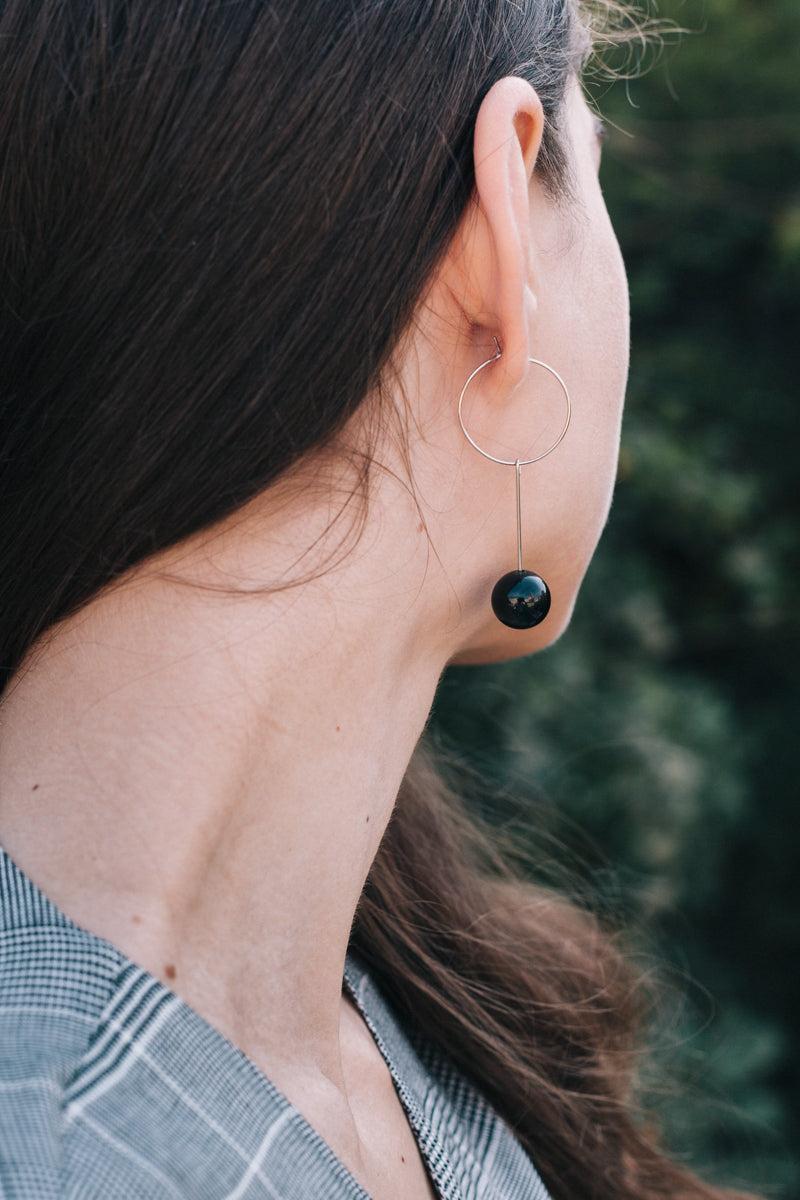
[
  {"left": 365, "top": 815, "right": 370, "bottom": 823},
  {"left": 401, "top": 1156, "right": 406, "bottom": 1164},
  {"left": 131, "top": 915, "right": 142, "bottom": 925},
  {"left": 417, "top": 522, "right": 424, "bottom": 533},
  {"left": 32, "top": 784, "right": 39, "bottom": 791},
  {"left": 165, "top": 964, "right": 176, "bottom": 981},
  {"left": 336, "top": 725, "right": 341, "bottom": 732}
]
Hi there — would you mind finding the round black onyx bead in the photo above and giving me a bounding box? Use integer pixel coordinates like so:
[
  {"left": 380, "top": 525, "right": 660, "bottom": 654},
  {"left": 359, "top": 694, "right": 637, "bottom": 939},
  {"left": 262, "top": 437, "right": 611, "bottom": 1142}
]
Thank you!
[{"left": 490, "top": 570, "right": 551, "bottom": 629}]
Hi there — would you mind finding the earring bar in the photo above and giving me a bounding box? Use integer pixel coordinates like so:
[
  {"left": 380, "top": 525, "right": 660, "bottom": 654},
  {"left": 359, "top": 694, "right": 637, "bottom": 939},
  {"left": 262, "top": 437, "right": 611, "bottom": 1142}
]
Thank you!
[{"left": 515, "top": 460, "right": 523, "bottom": 573}]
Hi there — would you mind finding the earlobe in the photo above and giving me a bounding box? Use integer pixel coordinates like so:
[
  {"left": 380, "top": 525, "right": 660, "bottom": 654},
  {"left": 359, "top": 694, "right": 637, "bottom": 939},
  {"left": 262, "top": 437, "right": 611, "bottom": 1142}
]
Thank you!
[{"left": 464, "top": 77, "right": 545, "bottom": 393}]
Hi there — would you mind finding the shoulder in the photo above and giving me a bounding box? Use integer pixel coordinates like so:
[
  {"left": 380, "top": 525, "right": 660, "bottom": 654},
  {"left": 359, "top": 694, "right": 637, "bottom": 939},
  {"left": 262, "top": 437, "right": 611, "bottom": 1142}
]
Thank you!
[
  {"left": 0, "top": 844, "right": 127, "bottom": 1048},
  {"left": 0, "top": 848, "right": 128, "bottom": 1196},
  {"left": 0, "top": 849, "right": 353, "bottom": 1200}
]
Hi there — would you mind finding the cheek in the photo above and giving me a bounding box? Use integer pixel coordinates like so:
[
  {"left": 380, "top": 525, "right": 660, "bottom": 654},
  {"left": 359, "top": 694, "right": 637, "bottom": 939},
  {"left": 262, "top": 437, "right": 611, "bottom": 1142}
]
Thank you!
[
  {"left": 569, "top": 212, "right": 630, "bottom": 466},
  {"left": 569, "top": 243, "right": 629, "bottom": 534},
  {"left": 602, "top": 235, "right": 631, "bottom": 399},
  {"left": 529, "top": 220, "right": 629, "bottom": 629},
  {"left": 592, "top": 203, "right": 630, "bottom": 387},
  {"left": 580, "top": 202, "right": 629, "bottom": 361}
]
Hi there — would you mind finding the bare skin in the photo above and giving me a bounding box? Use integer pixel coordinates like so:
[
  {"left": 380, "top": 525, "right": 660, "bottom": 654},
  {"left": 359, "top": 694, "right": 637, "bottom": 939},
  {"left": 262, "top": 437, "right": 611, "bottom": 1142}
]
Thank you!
[
  {"left": 0, "top": 541, "right": 449, "bottom": 1198},
  {"left": 340, "top": 995, "right": 439, "bottom": 1200},
  {"left": 0, "top": 80, "right": 623, "bottom": 1200},
  {"left": 0, "top": 495, "right": 448, "bottom": 1200}
]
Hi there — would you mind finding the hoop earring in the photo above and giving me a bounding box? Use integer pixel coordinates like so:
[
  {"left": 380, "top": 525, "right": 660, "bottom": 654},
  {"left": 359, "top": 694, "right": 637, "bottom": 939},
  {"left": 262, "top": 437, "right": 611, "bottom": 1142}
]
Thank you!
[{"left": 458, "top": 338, "right": 571, "bottom": 630}]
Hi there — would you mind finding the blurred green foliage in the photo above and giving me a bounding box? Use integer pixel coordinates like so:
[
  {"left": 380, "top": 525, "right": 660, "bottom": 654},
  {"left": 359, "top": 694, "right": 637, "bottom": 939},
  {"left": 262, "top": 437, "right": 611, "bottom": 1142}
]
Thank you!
[{"left": 431, "top": 0, "right": 800, "bottom": 1192}]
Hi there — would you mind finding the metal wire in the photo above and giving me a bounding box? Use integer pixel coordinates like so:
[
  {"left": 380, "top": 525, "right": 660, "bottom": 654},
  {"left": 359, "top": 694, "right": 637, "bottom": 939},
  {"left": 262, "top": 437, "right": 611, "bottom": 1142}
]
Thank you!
[
  {"left": 457, "top": 341, "right": 572, "bottom": 468},
  {"left": 515, "top": 460, "right": 523, "bottom": 572}
]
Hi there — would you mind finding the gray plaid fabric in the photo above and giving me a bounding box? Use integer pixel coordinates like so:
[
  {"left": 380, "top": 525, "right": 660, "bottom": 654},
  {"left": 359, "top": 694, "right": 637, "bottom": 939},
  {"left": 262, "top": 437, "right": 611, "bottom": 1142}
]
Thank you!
[{"left": 0, "top": 846, "right": 552, "bottom": 1199}]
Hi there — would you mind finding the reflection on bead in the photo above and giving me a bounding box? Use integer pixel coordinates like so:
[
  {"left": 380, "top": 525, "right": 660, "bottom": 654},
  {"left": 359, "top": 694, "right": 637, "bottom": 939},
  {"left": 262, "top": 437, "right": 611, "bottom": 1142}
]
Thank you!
[{"left": 491, "top": 570, "right": 551, "bottom": 629}]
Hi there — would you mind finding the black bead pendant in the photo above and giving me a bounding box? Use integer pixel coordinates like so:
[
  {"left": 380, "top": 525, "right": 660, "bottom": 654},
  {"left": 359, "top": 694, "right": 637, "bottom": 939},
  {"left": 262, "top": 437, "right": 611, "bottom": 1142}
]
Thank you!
[{"left": 491, "top": 570, "right": 551, "bottom": 629}]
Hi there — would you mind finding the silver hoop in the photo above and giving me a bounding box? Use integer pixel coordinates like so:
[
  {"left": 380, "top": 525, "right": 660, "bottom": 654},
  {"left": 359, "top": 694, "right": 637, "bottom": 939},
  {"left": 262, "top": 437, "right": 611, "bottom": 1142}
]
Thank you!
[{"left": 457, "top": 340, "right": 571, "bottom": 467}]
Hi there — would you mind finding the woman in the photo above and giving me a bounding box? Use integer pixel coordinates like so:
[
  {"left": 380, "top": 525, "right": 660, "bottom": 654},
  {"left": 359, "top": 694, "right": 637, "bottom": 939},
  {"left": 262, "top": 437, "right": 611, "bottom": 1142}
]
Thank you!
[{"left": 0, "top": 1, "right": 748, "bottom": 1198}]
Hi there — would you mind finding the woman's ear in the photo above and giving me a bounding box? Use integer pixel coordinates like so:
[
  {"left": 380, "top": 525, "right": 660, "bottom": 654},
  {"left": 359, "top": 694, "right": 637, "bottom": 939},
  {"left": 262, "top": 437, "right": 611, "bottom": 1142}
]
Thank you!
[{"left": 442, "top": 76, "right": 544, "bottom": 396}]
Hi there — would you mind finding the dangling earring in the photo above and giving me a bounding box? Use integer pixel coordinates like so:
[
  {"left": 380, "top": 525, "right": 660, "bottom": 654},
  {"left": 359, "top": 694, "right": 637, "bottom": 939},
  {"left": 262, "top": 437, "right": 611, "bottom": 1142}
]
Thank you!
[{"left": 458, "top": 338, "right": 571, "bottom": 630}]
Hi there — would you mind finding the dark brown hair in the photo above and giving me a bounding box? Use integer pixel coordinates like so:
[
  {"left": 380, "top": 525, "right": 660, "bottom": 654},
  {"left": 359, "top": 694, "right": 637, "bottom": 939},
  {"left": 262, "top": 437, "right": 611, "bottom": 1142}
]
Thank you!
[
  {"left": 0, "top": 2, "right": 749, "bottom": 1198},
  {"left": 355, "top": 746, "right": 751, "bottom": 1200}
]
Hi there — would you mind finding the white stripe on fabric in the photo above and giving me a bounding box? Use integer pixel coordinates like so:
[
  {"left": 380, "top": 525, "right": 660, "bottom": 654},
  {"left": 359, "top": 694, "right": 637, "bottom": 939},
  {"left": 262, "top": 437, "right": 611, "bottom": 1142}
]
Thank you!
[
  {"left": 71, "top": 992, "right": 292, "bottom": 1185},
  {"left": 66, "top": 973, "right": 168, "bottom": 1099},
  {"left": 220, "top": 1108, "right": 294, "bottom": 1200},
  {"left": 70, "top": 1108, "right": 186, "bottom": 1200},
  {"left": 0, "top": 1005, "right": 95, "bottom": 1023},
  {"left": 0, "top": 1077, "right": 60, "bottom": 1095},
  {"left": 64, "top": 994, "right": 181, "bottom": 1120}
]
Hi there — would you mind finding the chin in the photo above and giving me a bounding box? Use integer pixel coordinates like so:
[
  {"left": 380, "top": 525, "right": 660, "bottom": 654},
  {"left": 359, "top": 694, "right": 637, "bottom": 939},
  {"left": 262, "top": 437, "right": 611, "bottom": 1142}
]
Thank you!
[{"left": 449, "top": 591, "right": 577, "bottom": 666}]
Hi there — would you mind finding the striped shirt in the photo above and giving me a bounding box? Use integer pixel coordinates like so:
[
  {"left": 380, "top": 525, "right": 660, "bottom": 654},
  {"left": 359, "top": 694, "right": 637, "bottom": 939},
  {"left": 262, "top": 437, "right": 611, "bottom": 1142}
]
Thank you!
[{"left": 0, "top": 846, "right": 552, "bottom": 1199}]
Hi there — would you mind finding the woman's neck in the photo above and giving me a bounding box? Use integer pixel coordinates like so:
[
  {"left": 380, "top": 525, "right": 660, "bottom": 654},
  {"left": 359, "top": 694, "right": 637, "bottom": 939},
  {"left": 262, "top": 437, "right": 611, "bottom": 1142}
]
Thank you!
[{"left": 0, "top": 484, "right": 450, "bottom": 1092}]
